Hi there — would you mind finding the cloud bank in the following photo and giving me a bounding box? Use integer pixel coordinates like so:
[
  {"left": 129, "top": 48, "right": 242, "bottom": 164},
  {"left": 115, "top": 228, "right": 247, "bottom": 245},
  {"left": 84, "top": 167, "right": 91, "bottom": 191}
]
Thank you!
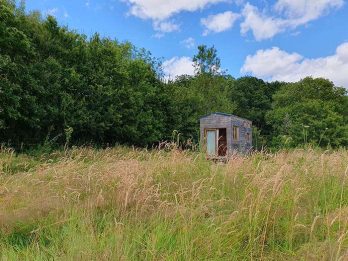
[
  {"left": 241, "top": 42, "right": 348, "bottom": 88},
  {"left": 125, "top": 0, "right": 224, "bottom": 34},
  {"left": 124, "top": 0, "right": 345, "bottom": 39},
  {"left": 241, "top": 0, "right": 344, "bottom": 40}
]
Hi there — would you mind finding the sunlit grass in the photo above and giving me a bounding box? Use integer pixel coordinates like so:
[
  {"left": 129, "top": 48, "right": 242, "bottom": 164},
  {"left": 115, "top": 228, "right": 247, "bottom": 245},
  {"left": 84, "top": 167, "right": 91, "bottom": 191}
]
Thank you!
[{"left": 0, "top": 147, "right": 348, "bottom": 260}]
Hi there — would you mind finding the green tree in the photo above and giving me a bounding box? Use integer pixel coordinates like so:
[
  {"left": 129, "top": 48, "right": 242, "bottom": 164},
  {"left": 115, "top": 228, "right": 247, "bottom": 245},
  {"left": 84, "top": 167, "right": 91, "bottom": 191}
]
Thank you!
[
  {"left": 0, "top": 0, "right": 170, "bottom": 148},
  {"left": 267, "top": 77, "right": 348, "bottom": 148},
  {"left": 229, "top": 77, "right": 281, "bottom": 148},
  {"left": 193, "top": 45, "right": 221, "bottom": 75}
]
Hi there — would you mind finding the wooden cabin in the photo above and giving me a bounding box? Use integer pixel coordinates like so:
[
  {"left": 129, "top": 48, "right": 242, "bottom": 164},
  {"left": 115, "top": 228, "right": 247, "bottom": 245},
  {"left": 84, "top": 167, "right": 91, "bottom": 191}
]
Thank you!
[{"left": 200, "top": 113, "right": 252, "bottom": 158}]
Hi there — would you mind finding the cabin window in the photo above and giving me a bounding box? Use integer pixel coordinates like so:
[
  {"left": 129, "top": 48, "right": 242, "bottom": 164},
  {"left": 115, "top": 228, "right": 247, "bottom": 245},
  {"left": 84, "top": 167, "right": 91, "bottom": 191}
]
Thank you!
[
  {"left": 233, "top": 126, "right": 239, "bottom": 141},
  {"left": 246, "top": 132, "right": 250, "bottom": 141}
]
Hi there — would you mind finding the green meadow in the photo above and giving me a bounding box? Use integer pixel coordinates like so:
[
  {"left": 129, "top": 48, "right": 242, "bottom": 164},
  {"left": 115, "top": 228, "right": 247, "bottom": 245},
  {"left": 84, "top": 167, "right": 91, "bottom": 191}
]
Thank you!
[{"left": 1, "top": 147, "right": 348, "bottom": 260}]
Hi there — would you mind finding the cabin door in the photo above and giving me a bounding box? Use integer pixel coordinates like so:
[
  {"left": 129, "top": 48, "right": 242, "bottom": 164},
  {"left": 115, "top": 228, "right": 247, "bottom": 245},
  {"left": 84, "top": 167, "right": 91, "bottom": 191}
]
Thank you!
[{"left": 206, "top": 129, "right": 218, "bottom": 156}]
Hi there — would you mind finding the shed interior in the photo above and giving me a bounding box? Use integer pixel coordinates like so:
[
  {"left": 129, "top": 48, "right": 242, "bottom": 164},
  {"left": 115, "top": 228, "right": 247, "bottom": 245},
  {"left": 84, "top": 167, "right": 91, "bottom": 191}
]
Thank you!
[{"left": 218, "top": 128, "right": 227, "bottom": 157}]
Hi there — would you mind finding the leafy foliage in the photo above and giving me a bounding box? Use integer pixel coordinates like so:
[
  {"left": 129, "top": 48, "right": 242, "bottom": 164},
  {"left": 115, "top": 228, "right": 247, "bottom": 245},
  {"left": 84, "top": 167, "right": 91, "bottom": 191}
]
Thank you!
[
  {"left": 267, "top": 78, "right": 348, "bottom": 148},
  {"left": 0, "top": 0, "right": 170, "bottom": 147},
  {"left": 0, "top": 0, "right": 347, "bottom": 149},
  {"left": 193, "top": 45, "right": 221, "bottom": 75}
]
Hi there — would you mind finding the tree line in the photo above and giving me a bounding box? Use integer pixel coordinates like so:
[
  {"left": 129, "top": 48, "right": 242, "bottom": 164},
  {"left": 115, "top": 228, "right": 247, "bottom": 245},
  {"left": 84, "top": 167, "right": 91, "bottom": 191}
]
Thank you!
[{"left": 1, "top": 0, "right": 347, "bottom": 150}]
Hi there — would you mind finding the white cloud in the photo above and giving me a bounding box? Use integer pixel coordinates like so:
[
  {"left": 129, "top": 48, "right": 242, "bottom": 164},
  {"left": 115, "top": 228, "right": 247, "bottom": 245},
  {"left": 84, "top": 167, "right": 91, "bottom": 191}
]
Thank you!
[
  {"left": 125, "top": 0, "right": 225, "bottom": 20},
  {"left": 153, "top": 20, "right": 180, "bottom": 33},
  {"left": 45, "top": 8, "right": 59, "bottom": 17},
  {"left": 162, "top": 57, "right": 195, "bottom": 80},
  {"left": 241, "top": 0, "right": 344, "bottom": 41},
  {"left": 181, "top": 37, "right": 195, "bottom": 49},
  {"left": 274, "top": 0, "right": 344, "bottom": 24},
  {"left": 241, "top": 4, "right": 286, "bottom": 41},
  {"left": 241, "top": 42, "right": 348, "bottom": 88},
  {"left": 44, "top": 8, "right": 69, "bottom": 19},
  {"left": 123, "top": 0, "right": 344, "bottom": 39},
  {"left": 153, "top": 20, "right": 180, "bottom": 38},
  {"left": 201, "top": 11, "right": 240, "bottom": 35},
  {"left": 125, "top": 0, "right": 226, "bottom": 35}
]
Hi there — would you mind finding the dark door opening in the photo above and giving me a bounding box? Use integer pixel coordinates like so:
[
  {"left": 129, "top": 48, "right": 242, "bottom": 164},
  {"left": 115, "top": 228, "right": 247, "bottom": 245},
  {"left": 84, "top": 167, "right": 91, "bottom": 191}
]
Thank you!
[{"left": 218, "top": 128, "right": 227, "bottom": 156}]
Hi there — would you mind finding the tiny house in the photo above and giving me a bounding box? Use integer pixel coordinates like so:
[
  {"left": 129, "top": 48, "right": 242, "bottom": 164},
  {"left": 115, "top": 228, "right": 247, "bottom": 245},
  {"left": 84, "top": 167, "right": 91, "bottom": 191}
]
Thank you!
[{"left": 200, "top": 113, "right": 252, "bottom": 158}]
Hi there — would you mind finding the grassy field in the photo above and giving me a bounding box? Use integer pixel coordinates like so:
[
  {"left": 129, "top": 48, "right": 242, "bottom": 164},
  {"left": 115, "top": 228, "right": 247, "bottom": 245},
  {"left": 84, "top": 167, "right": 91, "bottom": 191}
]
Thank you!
[{"left": 0, "top": 147, "right": 348, "bottom": 260}]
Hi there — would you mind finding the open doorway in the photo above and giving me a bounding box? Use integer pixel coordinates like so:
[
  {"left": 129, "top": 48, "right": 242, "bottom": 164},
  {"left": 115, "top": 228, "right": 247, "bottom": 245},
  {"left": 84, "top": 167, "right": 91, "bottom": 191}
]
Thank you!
[{"left": 218, "top": 128, "right": 227, "bottom": 156}]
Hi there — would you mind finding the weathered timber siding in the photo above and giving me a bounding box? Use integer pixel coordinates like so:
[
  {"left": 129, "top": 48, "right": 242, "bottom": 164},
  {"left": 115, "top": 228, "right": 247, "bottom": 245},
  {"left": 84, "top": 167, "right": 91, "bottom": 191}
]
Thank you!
[{"left": 230, "top": 115, "right": 253, "bottom": 153}]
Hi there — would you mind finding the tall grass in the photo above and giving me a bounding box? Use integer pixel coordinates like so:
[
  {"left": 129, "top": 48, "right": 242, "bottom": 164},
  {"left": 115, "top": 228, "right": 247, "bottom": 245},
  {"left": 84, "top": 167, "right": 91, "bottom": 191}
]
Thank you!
[{"left": 0, "top": 147, "right": 348, "bottom": 260}]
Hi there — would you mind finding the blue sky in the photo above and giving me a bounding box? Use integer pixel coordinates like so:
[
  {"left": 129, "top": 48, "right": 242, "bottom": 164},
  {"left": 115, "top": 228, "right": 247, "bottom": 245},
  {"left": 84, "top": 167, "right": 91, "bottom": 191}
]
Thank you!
[{"left": 25, "top": 0, "right": 348, "bottom": 88}]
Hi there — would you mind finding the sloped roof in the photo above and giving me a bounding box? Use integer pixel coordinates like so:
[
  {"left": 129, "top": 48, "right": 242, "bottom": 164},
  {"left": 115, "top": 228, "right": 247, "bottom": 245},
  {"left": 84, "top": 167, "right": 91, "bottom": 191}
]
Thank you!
[
  {"left": 200, "top": 112, "right": 232, "bottom": 118},
  {"left": 200, "top": 112, "right": 252, "bottom": 123}
]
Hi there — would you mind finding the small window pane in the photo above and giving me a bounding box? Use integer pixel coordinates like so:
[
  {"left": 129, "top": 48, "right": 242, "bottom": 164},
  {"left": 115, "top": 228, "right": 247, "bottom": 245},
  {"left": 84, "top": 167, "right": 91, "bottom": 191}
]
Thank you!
[{"left": 233, "top": 126, "right": 239, "bottom": 141}]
